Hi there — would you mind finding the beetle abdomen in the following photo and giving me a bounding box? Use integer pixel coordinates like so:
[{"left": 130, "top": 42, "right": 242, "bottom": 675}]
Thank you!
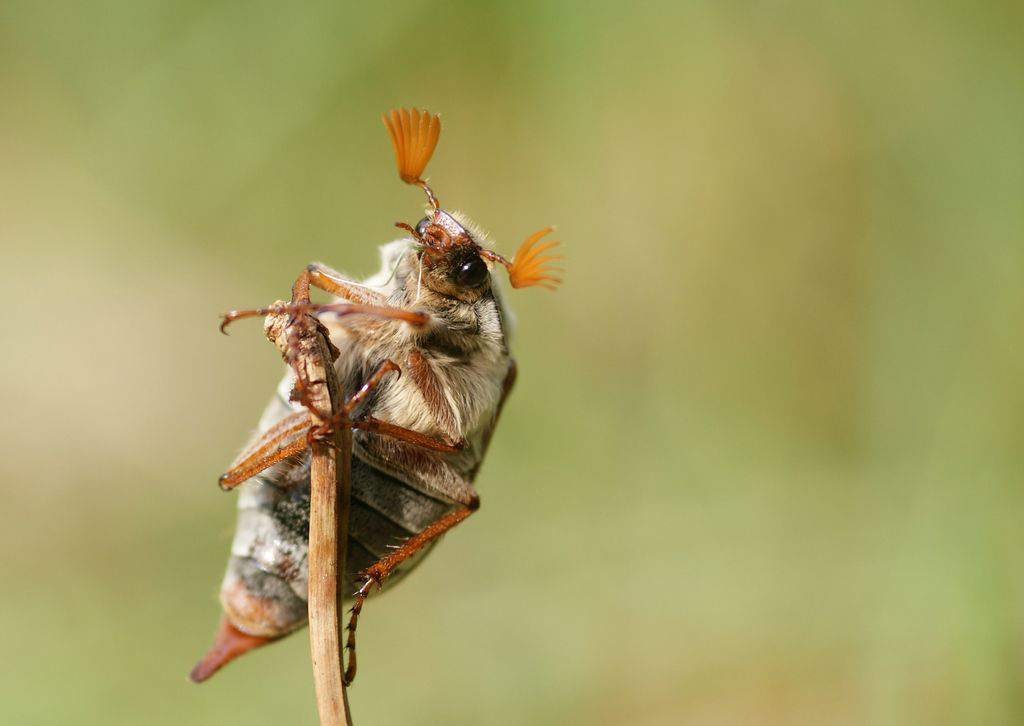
[{"left": 219, "top": 453, "right": 454, "bottom": 639}]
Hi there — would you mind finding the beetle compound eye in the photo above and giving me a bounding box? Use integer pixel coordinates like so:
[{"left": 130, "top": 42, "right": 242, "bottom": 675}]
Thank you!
[
  {"left": 454, "top": 255, "right": 488, "bottom": 288},
  {"left": 415, "top": 217, "right": 431, "bottom": 238}
]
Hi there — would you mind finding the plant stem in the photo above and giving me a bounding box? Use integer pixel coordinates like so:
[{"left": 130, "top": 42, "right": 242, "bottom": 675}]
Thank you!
[
  {"left": 266, "top": 311, "right": 353, "bottom": 726},
  {"left": 308, "top": 432, "right": 353, "bottom": 726}
]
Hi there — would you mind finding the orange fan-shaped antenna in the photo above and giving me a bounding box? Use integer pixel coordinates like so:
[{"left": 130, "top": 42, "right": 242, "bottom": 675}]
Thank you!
[
  {"left": 509, "top": 228, "right": 562, "bottom": 290},
  {"left": 382, "top": 108, "right": 441, "bottom": 184}
]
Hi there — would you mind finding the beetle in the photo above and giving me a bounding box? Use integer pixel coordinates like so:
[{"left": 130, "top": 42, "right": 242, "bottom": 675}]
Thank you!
[{"left": 191, "top": 108, "right": 561, "bottom": 685}]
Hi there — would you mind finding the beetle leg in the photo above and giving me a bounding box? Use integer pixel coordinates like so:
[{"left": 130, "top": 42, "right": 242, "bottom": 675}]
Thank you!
[
  {"left": 351, "top": 417, "right": 464, "bottom": 453},
  {"left": 337, "top": 362, "right": 514, "bottom": 684},
  {"left": 218, "top": 359, "right": 467, "bottom": 492},
  {"left": 320, "top": 359, "right": 465, "bottom": 453},
  {"left": 344, "top": 496, "right": 479, "bottom": 685},
  {"left": 293, "top": 262, "right": 391, "bottom": 306},
  {"left": 221, "top": 302, "right": 429, "bottom": 334},
  {"left": 224, "top": 262, "right": 426, "bottom": 332},
  {"left": 307, "top": 360, "right": 461, "bottom": 452},
  {"left": 342, "top": 361, "right": 402, "bottom": 417},
  {"left": 217, "top": 411, "right": 312, "bottom": 490}
]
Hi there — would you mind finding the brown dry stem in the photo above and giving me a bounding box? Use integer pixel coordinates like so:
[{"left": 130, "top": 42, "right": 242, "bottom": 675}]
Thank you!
[{"left": 265, "top": 309, "right": 354, "bottom": 726}]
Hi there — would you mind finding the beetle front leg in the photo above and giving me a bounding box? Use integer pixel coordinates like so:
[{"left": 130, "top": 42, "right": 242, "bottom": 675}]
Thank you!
[
  {"left": 221, "top": 301, "right": 429, "bottom": 334},
  {"left": 293, "top": 262, "right": 391, "bottom": 306},
  {"left": 223, "top": 263, "right": 428, "bottom": 333}
]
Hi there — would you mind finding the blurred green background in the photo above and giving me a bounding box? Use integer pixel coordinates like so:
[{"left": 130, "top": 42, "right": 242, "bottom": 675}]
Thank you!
[{"left": 2, "top": 1, "right": 1022, "bottom": 724}]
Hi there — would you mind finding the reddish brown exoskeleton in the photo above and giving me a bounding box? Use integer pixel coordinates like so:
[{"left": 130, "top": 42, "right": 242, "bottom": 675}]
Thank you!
[{"left": 191, "top": 109, "right": 561, "bottom": 686}]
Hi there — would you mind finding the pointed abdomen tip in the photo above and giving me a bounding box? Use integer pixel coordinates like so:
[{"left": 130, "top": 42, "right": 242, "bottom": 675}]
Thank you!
[{"left": 189, "top": 616, "right": 274, "bottom": 684}]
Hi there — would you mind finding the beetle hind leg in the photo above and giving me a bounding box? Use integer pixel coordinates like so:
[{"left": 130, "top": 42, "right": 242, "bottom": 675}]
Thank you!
[
  {"left": 344, "top": 503, "right": 477, "bottom": 685},
  {"left": 218, "top": 411, "right": 312, "bottom": 490}
]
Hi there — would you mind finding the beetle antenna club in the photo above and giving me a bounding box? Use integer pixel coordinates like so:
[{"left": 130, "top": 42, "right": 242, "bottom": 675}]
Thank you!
[{"left": 383, "top": 108, "right": 442, "bottom": 209}]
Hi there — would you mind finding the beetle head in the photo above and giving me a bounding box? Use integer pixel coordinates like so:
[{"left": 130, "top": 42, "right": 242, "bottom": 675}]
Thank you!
[{"left": 383, "top": 108, "right": 562, "bottom": 298}]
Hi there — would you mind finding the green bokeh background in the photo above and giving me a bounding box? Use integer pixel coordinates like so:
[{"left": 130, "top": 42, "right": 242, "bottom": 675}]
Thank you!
[{"left": 2, "top": 2, "right": 1021, "bottom": 724}]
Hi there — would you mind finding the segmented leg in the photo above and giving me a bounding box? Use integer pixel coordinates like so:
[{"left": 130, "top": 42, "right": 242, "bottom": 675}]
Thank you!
[
  {"left": 343, "top": 361, "right": 400, "bottom": 417},
  {"left": 352, "top": 416, "right": 464, "bottom": 453},
  {"left": 293, "top": 262, "right": 390, "bottom": 306},
  {"left": 217, "top": 368, "right": 463, "bottom": 489},
  {"left": 317, "top": 360, "right": 464, "bottom": 454},
  {"left": 221, "top": 302, "right": 429, "bottom": 334},
  {"left": 218, "top": 412, "right": 312, "bottom": 490},
  {"left": 342, "top": 360, "right": 515, "bottom": 683},
  {"left": 223, "top": 259, "right": 427, "bottom": 331},
  {"left": 344, "top": 500, "right": 478, "bottom": 685}
]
